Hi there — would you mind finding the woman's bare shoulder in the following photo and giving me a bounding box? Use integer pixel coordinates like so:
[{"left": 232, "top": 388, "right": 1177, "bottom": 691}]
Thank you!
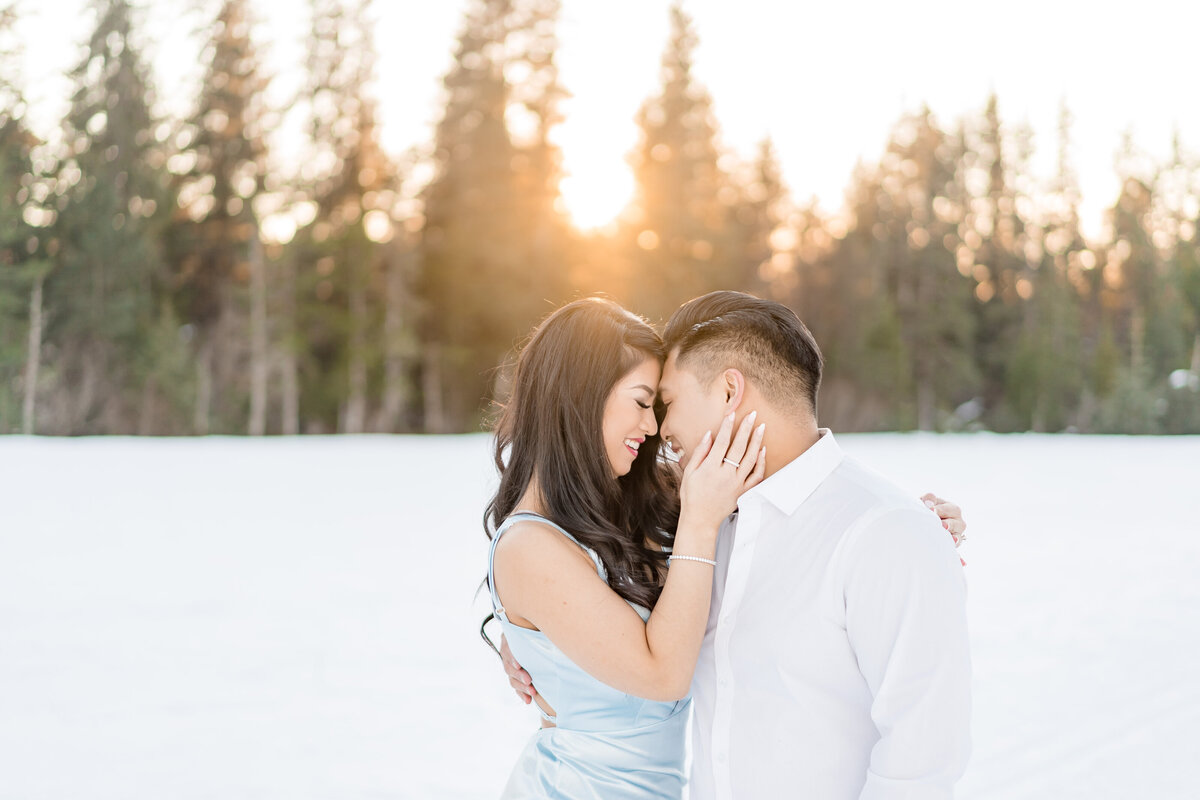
[{"left": 494, "top": 519, "right": 594, "bottom": 570}]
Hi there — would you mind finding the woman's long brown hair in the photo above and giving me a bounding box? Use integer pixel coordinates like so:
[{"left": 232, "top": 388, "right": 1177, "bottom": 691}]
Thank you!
[{"left": 485, "top": 298, "right": 681, "bottom": 609}]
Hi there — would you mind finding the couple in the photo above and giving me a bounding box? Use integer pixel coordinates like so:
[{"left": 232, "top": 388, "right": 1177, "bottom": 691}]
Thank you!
[{"left": 483, "top": 291, "right": 970, "bottom": 799}]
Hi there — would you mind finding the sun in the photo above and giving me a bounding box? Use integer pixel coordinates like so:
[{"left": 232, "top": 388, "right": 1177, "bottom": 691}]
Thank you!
[{"left": 559, "top": 161, "right": 634, "bottom": 231}]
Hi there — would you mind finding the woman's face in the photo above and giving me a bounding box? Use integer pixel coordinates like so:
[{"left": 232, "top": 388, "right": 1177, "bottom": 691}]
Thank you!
[{"left": 602, "top": 356, "right": 662, "bottom": 478}]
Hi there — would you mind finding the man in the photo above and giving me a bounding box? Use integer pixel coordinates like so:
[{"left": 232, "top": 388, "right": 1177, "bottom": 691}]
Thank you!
[{"left": 501, "top": 291, "right": 970, "bottom": 798}]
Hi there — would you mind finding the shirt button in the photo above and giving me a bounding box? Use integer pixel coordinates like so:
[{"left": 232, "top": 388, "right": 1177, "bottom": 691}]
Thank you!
[{"left": 719, "top": 678, "right": 729, "bottom": 688}]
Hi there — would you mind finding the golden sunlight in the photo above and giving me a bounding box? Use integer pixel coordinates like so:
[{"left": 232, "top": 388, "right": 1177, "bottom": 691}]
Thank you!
[{"left": 559, "top": 161, "right": 634, "bottom": 231}]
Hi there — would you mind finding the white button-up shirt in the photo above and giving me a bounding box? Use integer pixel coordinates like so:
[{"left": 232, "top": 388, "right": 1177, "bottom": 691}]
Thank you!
[{"left": 689, "top": 430, "right": 971, "bottom": 800}]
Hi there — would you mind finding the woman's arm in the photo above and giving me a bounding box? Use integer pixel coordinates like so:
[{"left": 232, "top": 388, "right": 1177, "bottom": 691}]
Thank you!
[
  {"left": 499, "top": 493, "right": 969, "bottom": 705},
  {"left": 492, "top": 412, "right": 765, "bottom": 702}
]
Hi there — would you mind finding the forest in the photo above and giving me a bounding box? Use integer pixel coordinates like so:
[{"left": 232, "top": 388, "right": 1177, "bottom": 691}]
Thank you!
[{"left": 2, "top": 0, "right": 1198, "bottom": 436}]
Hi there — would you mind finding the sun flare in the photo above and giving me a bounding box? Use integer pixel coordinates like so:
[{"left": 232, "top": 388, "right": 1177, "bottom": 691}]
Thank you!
[{"left": 559, "top": 162, "right": 634, "bottom": 231}]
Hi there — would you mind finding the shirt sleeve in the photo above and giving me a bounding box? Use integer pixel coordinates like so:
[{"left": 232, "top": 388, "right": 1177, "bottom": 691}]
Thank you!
[{"left": 842, "top": 507, "right": 971, "bottom": 800}]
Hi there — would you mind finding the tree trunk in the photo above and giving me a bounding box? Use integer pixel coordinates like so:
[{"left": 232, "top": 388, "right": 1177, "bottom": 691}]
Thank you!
[
  {"left": 422, "top": 343, "right": 446, "bottom": 433},
  {"left": 343, "top": 267, "right": 368, "bottom": 434},
  {"left": 195, "top": 336, "right": 213, "bottom": 435},
  {"left": 22, "top": 275, "right": 43, "bottom": 435},
  {"left": 280, "top": 259, "right": 300, "bottom": 435},
  {"left": 138, "top": 378, "right": 157, "bottom": 435},
  {"left": 1130, "top": 306, "right": 1145, "bottom": 374},
  {"left": 76, "top": 347, "right": 99, "bottom": 434},
  {"left": 913, "top": 253, "right": 936, "bottom": 432},
  {"left": 248, "top": 235, "right": 268, "bottom": 435},
  {"left": 377, "top": 250, "right": 410, "bottom": 432},
  {"left": 215, "top": 284, "right": 239, "bottom": 432}
]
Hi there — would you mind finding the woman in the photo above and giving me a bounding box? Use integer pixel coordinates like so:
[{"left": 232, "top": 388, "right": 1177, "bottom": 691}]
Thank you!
[{"left": 484, "top": 297, "right": 964, "bottom": 798}]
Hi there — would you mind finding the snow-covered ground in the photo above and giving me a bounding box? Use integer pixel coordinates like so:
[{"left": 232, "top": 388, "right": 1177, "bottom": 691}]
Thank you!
[{"left": 1, "top": 433, "right": 1198, "bottom": 799}]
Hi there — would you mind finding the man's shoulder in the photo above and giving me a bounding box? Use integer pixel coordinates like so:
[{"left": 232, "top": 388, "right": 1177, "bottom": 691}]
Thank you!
[
  {"left": 825, "top": 454, "right": 927, "bottom": 519},
  {"left": 821, "top": 458, "right": 956, "bottom": 579}
]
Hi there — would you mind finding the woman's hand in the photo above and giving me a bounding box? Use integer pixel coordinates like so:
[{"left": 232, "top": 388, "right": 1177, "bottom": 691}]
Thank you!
[
  {"left": 921, "top": 493, "right": 966, "bottom": 546},
  {"left": 678, "top": 411, "right": 767, "bottom": 537},
  {"left": 922, "top": 493, "right": 967, "bottom": 565}
]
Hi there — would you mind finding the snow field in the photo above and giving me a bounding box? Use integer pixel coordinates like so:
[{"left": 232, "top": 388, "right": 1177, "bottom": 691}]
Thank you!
[{"left": 1, "top": 434, "right": 1197, "bottom": 798}]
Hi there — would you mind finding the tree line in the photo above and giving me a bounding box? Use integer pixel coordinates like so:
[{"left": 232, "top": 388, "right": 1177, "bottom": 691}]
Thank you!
[{"left": 1, "top": 0, "right": 1198, "bottom": 436}]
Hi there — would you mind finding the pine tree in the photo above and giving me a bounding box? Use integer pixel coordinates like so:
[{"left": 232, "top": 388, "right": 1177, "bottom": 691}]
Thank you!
[
  {"left": 805, "top": 108, "right": 978, "bottom": 431},
  {"left": 1009, "top": 100, "right": 1086, "bottom": 432},
  {"left": 0, "top": 2, "right": 51, "bottom": 433},
  {"left": 884, "top": 108, "right": 979, "bottom": 429},
  {"left": 731, "top": 137, "right": 786, "bottom": 293},
  {"left": 621, "top": 2, "right": 735, "bottom": 323},
  {"left": 420, "top": 0, "right": 528, "bottom": 431},
  {"left": 293, "top": 0, "right": 404, "bottom": 433},
  {"left": 791, "top": 161, "right": 907, "bottom": 431},
  {"left": 961, "top": 94, "right": 1037, "bottom": 429},
  {"left": 46, "top": 0, "right": 180, "bottom": 433},
  {"left": 508, "top": 0, "right": 572, "bottom": 303},
  {"left": 1112, "top": 134, "right": 1189, "bottom": 374},
  {"left": 168, "top": 0, "right": 271, "bottom": 434}
]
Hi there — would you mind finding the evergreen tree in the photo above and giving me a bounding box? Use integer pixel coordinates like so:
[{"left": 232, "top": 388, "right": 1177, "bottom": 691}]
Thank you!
[
  {"left": 1007, "top": 101, "right": 1086, "bottom": 431},
  {"left": 889, "top": 108, "right": 979, "bottom": 429},
  {"left": 169, "top": 0, "right": 271, "bottom": 434},
  {"left": 963, "top": 95, "right": 1036, "bottom": 429},
  {"left": 0, "top": 2, "right": 51, "bottom": 433},
  {"left": 730, "top": 137, "right": 786, "bottom": 294},
  {"left": 46, "top": 0, "right": 181, "bottom": 433},
  {"left": 294, "top": 0, "right": 404, "bottom": 433},
  {"left": 801, "top": 109, "right": 977, "bottom": 431},
  {"left": 421, "top": 0, "right": 567, "bottom": 431},
  {"left": 793, "top": 160, "right": 910, "bottom": 431},
  {"left": 621, "top": 2, "right": 737, "bottom": 323},
  {"left": 508, "top": 0, "right": 572, "bottom": 302}
]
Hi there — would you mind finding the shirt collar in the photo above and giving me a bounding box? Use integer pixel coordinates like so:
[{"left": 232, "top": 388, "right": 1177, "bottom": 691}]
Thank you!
[{"left": 741, "top": 428, "right": 842, "bottom": 516}]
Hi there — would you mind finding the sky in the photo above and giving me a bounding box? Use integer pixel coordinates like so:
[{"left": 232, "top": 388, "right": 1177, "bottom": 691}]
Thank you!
[{"left": 14, "top": 0, "right": 1200, "bottom": 237}]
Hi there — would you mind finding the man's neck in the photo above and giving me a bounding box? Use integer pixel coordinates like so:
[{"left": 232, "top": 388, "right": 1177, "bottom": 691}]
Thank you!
[{"left": 758, "top": 415, "right": 822, "bottom": 480}]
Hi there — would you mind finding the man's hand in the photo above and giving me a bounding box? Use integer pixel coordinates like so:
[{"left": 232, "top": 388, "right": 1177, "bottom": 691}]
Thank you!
[
  {"left": 921, "top": 493, "right": 967, "bottom": 546},
  {"left": 500, "top": 634, "right": 538, "bottom": 704}
]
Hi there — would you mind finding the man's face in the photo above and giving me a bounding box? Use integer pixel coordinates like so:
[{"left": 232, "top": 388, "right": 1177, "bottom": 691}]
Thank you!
[{"left": 658, "top": 349, "right": 730, "bottom": 470}]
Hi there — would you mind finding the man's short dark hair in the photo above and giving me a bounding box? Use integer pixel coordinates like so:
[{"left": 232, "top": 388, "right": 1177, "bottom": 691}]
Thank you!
[{"left": 663, "top": 291, "right": 823, "bottom": 416}]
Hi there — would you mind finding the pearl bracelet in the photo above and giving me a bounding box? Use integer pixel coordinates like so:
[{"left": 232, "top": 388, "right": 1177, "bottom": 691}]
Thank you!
[{"left": 668, "top": 554, "right": 717, "bottom": 567}]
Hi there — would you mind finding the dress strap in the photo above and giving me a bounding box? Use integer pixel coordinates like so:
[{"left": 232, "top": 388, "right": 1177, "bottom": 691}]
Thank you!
[{"left": 487, "top": 512, "right": 608, "bottom": 622}]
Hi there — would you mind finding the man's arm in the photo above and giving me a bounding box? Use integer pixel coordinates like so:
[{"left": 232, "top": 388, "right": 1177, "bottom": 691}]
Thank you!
[{"left": 844, "top": 508, "right": 971, "bottom": 800}]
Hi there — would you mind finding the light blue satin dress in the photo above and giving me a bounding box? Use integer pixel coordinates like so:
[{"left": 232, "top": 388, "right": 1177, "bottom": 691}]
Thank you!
[{"left": 488, "top": 512, "right": 690, "bottom": 799}]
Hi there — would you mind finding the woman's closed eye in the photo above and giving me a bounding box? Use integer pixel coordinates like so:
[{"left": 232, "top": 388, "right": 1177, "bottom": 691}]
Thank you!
[{"left": 636, "top": 400, "right": 652, "bottom": 410}]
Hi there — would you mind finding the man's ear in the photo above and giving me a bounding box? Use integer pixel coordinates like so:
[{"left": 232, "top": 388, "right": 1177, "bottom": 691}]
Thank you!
[{"left": 722, "top": 368, "right": 746, "bottom": 411}]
